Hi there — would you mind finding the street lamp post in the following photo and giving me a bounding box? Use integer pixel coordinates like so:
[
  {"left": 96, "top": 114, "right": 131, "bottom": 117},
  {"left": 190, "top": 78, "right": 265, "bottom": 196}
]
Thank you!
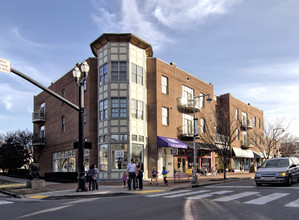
[
  {"left": 192, "top": 94, "right": 212, "bottom": 184},
  {"left": 73, "top": 61, "right": 89, "bottom": 192}
]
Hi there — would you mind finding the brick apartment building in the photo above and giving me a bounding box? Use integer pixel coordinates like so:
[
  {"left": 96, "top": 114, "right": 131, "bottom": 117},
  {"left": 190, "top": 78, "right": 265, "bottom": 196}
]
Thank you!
[{"left": 32, "top": 33, "right": 264, "bottom": 180}]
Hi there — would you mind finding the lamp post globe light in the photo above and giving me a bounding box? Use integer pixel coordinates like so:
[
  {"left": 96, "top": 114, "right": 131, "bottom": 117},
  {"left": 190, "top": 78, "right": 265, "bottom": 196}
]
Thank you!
[
  {"left": 192, "top": 94, "right": 212, "bottom": 185},
  {"left": 73, "top": 61, "right": 89, "bottom": 192}
]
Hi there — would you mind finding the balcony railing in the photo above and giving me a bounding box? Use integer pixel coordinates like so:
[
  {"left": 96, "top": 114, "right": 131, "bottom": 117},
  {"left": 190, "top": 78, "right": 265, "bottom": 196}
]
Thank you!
[
  {"left": 177, "top": 97, "right": 200, "bottom": 112},
  {"left": 215, "top": 134, "right": 229, "bottom": 144},
  {"left": 242, "top": 119, "right": 253, "bottom": 129},
  {"left": 32, "top": 110, "right": 45, "bottom": 124},
  {"left": 241, "top": 140, "right": 253, "bottom": 149},
  {"left": 32, "top": 137, "right": 46, "bottom": 146}
]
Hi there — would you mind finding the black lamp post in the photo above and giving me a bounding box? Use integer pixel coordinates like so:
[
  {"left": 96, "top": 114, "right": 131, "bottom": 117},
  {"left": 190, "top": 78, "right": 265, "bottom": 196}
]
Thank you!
[{"left": 73, "top": 61, "right": 89, "bottom": 192}]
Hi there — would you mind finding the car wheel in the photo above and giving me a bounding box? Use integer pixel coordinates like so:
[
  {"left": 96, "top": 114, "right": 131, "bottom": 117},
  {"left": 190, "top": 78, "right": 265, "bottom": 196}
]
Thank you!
[
  {"left": 256, "top": 182, "right": 262, "bottom": 186},
  {"left": 286, "top": 175, "right": 292, "bottom": 186}
]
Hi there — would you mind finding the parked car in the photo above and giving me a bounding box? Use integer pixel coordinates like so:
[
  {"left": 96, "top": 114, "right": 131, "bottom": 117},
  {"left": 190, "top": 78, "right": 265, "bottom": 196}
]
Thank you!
[{"left": 254, "top": 157, "right": 299, "bottom": 186}]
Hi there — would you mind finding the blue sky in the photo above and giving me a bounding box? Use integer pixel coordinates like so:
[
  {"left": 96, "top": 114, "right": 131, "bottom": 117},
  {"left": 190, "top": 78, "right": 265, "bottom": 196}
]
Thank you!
[{"left": 0, "top": 0, "right": 299, "bottom": 137}]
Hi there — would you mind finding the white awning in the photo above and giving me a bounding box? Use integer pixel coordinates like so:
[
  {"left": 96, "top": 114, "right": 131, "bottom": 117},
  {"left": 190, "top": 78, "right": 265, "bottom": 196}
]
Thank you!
[
  {"left": 253, "top": 151, "right": 265, "bottom": 158},
  {"left": 232, "top": 148, "right": 254, "bottom": 158}
]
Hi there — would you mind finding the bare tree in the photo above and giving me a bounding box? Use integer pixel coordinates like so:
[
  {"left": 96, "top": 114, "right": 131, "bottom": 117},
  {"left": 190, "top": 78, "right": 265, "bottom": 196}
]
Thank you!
[
  {"left": 248, "top": 118, "right": 288, "bottom": 159},
  {"left": 199, "top": 103, "right": 241, "bottom": 179},
  {"left": 280, "top": 134, "right": 298, "bottom": 157}
]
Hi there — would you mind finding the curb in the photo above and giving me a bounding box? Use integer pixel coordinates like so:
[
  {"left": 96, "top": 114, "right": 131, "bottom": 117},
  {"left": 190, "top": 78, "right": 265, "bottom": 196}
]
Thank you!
[{"left": 0, "top": 188, "right": 23, "bottom": 198}]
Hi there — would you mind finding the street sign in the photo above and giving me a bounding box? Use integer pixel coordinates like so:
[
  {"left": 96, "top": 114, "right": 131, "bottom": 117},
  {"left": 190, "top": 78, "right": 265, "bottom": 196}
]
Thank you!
[{"left": 0, "top": 58, "right": 11, "bottom": 74}]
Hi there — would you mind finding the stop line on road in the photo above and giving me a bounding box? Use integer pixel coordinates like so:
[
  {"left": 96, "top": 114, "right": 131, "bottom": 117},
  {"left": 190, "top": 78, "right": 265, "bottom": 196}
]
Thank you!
[
  {"left": 145, "top": 189, "right": 299, "bottom": 208},
  {"left": 0, "top": 200, "right": 14, "bottom": 205}
]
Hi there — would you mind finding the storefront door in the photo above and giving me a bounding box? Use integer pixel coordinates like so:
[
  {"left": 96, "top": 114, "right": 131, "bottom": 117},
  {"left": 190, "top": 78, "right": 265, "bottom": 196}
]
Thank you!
[{"left": 176, "top": 157, "right": 187, "bottom": 172}]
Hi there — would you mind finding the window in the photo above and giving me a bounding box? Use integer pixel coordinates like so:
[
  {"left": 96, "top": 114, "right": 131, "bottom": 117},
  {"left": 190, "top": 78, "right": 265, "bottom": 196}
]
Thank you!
[
  {"left": 111, "top": 144, "right": 128, "bottom": 171},
  {"left": 162, "top": 76, "right": 168, "bottom": 94},
  {"left": 61, "top": 116, "right": 65, "bottom": 132},
  {"left": 131, "top": 63, "right": 143, "bottom": 85},
  {"left": 99, "top": 145, "right": 108, "bottom": 171},
  {"left": 236, "top": 129, "right": 239, "bottom": 140},
  {"left": 131, "top": 99, "right": 144, "bottom": 120},
  {"left": 99, "top": 99, "right": 108, "bottom": 120},
  {"left": 111, "top": 61, "right": 127, "bottom": 82},
  {"left": 61, "top": 89, "right": 65, "bottom": 105},
  {"left": 183, "top": 116, "right": 193, "bottom": 135},
  {"left": 200, "top": 118, "right": 205, "bottom": 134},
  {"left": 112, "top": 98, "right": 127, "bottom": 118},
  {"left": 132, "top": 144, "right": 143, "bottom": 164},
  {"left": 236, "top": 109, "right": 239, "bottom": 120},
  {"left": 99, "top": 63, "right": 108, "bottom": 85},
  {"left": 162, "top": 107, "right": 169, "bottom": 126},
  {"left": 254, "top": 116, "right": 256, "bottom": 127},
  {"left": 199, "top": 93, "right": 204, "bottom": 108},
  {"left": 53, "top": 150, "right": 76, "bottom": 172},
  {"left": 132, "top": 134, "right": 137, "bottom": 141},
  {"left": 258, "top": 118, "right": 261, "bottom": 128}
]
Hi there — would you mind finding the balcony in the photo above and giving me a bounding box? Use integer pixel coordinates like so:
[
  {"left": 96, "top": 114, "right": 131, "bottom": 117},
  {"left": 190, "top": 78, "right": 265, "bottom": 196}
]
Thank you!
[
  {"left": 242, "top": 119, "right": 253, "bottom": 129},
  {"left": 32, "top": 110, "right": 45, "bottom": 124},
  {"left": 177, "top": 97, "right": 200, "bottom": 113},
  {"left": 241, "top": 140, "right": 253, "bottom": 149},
  {"left": 215, "top": 134, "right": 229, "bottom": 144},
  {"left": 32, "top": 136, "right": 46, "bottom": 146},
  {"left": 178, "top": 125, "right": 200, "bottom": 140}
]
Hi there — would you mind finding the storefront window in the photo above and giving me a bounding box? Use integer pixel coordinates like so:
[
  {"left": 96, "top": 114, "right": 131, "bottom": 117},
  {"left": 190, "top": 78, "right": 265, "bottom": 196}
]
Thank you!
[
  {"left": 111, "top": 144, "right": 128, "bottom": 171},
  {"left": 99, "top": 145, "right": 108, "bottom": 171},
  {"left": 52, "top": 150, "right": 76, "bottom": 172},
  {"left": 132, "top": 144, "right": 143, "bottom": 164}
]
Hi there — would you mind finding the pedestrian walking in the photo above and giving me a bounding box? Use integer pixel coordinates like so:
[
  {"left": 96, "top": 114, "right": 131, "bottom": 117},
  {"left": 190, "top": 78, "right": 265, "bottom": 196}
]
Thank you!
[
  {"left": 94, "top": 164, "right": 99, "bottom": 190},
  {"left": 137, "top": 162, "right": 144, "bottom": 190},
  {"left": 127, "top": 159, "right": 136, "bottom": 190},
  {"left": 122, "top": 171, "right": 127, "bottom": 188},
  {"left": 162, "top": 166, "right": 168, "bottom": 185},
  {"left": 88, "top": 164, "right": 96, "bottom": 191},
  {"left": 150, "top": 167, "right": 158, "bottom": 185}
]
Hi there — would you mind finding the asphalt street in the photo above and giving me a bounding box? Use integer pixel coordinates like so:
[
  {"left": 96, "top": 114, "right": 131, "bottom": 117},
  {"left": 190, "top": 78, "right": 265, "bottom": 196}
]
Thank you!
[{"left": 1, "top": 179, "right": 299, "bottom": 220}]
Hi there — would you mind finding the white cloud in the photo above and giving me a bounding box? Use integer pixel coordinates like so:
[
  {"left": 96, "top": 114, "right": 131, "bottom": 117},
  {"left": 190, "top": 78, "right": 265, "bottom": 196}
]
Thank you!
[
  {"left": 0, "top": 83, "right": 34, "bottom": 113},
  {"left": 153, "top": 0, "right": 239, "bottom": 29},
  {"left": 91, "top": 0, "right": 240, "bottom": 51}
]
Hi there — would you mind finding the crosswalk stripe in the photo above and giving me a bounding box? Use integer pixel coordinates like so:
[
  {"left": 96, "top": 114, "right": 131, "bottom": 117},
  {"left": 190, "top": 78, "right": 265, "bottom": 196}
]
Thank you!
[
  {"left": 187, "top": 190, "right": 232, "bottom": 200},
  {"left": 285, "top": 199, "right": 299, "bottom": 208},
  {"left": 244, "top": 193, "right": 289, "bottom": 205},
  {"left": 0, "top": 200, "right": 14, "bottom": 205},
  {"left": 145, "top": 189, "right": 192, "bottom": 197},
  {"left": 213, "top": 192, "right": 259, "bottom": 202},
  {"left": 164, "top": 190, "right": 211, "bottom": 199}
]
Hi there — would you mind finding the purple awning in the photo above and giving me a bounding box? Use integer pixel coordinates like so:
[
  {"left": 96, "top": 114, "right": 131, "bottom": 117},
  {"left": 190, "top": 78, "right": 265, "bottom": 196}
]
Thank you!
[{"left": 157, "top": 136, "right": 188, "bottom": 149}]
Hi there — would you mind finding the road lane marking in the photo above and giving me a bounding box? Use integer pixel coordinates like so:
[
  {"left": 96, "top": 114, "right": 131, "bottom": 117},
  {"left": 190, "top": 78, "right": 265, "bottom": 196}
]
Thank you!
[
  {"left": 64, "top": 198, "right": 100, "bottom": 205},
  {"left": 15, "top": 205, "right": 72, "bottom": 219},
  {"left": 135, "top": 190, "right": 165, "bottom": 194},
  {"left": 187, "top": 190, "right": 232, "bottom": 200},
  {"left": 244, "top": 193, "right": 289, "bottom": 205},
  {"left": 0, "top": 200, "right": 14, "bottom": 205},
  {"left": 145, "top": 189, "right": 192, "bottom": 197},
  {"left": 164, "top": 190, "right": 211, "bottom": 199},
  {"left": 213, "top": 192, "right": 259, "bottom": 202},
  {"left": 285, "top": 199, "right": 299, "bottom": 207}
]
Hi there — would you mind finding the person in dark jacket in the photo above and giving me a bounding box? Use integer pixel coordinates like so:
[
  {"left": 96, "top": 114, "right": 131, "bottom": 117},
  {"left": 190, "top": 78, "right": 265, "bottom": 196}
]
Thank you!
[
  {"left": 88, "top": 164, "right": 96, "bottom": 191},
  {"left": 137, "top": 162, "right": 144, "bottom": 190}
]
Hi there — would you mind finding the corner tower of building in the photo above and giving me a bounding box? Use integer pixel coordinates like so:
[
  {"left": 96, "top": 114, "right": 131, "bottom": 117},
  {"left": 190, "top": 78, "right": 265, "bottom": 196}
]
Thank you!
[{"left": 90, "top": 33, "right": 153, "bottom": 180}]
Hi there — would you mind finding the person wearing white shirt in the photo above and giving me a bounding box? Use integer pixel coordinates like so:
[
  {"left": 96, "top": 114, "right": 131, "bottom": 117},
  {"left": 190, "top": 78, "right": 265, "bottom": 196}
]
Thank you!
[{"left": 127, "top": 159, "right": 136, "bottom": 190}]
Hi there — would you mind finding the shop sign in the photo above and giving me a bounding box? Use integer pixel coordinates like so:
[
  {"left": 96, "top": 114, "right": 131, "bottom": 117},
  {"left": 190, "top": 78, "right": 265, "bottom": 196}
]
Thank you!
[
  {"left": 0, "top": 58, "right": 11, "bottom": 74},
  {"left": 115, "top": 150, "right": 124, "bottom": 158}
]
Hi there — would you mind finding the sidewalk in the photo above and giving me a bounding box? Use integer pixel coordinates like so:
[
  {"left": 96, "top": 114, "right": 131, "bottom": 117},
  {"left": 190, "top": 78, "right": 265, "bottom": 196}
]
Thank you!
[{"left": 0, "top": 172, "right": 254, "bottom": 199}]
